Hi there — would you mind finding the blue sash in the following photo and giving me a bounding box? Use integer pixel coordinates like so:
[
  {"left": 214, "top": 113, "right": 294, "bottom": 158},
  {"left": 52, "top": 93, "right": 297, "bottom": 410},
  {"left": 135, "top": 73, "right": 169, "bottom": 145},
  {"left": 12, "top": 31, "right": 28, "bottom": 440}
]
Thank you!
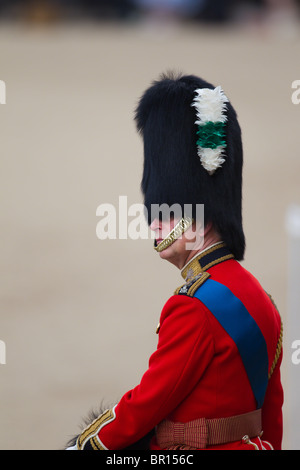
[{"left": 194, "top": 279, "right": 269, "bottom": 409}]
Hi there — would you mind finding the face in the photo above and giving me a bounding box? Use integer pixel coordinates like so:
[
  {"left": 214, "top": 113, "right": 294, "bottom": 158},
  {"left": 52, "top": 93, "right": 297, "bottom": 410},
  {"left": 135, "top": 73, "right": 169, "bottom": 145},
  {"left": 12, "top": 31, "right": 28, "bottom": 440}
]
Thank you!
[{"left": 150, "top": 217, "right": 204, "bottom": 269}]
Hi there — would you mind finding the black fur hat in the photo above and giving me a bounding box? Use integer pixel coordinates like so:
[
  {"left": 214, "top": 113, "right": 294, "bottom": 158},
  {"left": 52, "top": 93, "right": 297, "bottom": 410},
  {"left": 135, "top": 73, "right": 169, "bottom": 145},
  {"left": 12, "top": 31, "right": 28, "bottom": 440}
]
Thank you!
[{"left": 135, "top": 72, "right": 245, "bottom": 261}]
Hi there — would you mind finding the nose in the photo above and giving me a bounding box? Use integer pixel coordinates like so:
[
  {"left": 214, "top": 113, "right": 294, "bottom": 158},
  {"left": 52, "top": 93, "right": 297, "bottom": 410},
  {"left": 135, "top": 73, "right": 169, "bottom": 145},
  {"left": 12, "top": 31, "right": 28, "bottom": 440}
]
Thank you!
[{"left": 150, "top": 218, "right": 160, "bottom": 231}]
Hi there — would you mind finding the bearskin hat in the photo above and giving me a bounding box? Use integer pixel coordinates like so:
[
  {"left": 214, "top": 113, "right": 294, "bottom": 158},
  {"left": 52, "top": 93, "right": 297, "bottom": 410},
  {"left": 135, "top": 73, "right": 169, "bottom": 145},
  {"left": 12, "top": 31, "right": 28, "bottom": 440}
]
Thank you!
[{"left": 135, "top": 72, "right": 245, "bottom": 261}]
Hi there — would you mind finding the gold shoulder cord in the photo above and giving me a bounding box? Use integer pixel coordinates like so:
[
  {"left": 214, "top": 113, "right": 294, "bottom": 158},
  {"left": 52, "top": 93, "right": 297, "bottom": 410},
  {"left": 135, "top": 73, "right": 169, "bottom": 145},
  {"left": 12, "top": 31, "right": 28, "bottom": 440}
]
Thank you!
[
  {"left": 266, "top": 293, "right": 283, "bottom": 379},
  {"left": 269, "top": 319, "right": 283, "bottom": 379}
]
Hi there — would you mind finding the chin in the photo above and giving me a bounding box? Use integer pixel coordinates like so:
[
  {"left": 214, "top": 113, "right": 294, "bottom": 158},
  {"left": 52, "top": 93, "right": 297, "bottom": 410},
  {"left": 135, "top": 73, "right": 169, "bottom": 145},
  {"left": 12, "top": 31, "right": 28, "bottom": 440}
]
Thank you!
[
  {"left": 158, "top": 246, "right": 181, "bottom": 268},
  {"left": 158, "top": 250, "right": 170, "bottom": 260}
]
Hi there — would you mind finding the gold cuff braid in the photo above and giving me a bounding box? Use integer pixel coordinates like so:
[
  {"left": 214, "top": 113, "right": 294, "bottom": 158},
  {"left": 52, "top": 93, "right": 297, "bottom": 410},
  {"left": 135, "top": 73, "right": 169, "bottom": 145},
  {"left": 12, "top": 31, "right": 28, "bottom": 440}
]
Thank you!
[{"left": 77, "top": 407, "right": 116, "bottom": 450}]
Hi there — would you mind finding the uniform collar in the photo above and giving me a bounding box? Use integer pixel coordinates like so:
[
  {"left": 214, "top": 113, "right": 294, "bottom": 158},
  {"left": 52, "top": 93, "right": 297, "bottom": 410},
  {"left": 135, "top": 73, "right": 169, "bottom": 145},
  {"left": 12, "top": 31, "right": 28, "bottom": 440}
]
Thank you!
[{"left": 181, "top": 242, "right": 234, "bottom": 281}]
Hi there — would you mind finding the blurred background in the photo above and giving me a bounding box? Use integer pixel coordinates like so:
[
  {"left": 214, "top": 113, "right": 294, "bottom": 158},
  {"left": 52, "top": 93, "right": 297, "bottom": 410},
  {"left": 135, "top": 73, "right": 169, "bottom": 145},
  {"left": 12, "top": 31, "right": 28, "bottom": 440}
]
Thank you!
[{"left": 1, "top": 0, "right": 300, "bottom": 450}]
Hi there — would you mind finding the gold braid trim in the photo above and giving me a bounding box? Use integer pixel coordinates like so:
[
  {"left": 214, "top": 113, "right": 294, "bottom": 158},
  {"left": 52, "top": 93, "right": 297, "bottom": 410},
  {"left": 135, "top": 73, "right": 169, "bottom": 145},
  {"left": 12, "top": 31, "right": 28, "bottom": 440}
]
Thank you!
[
  {"left": 269, "top": 319, "right": 283, "bottom": 379},
  {"left": 77, "top": 407, "right": 116, "bottom": 450},
  {"left": 90, "top": 435, "right": 105, "bottom": 450},
  {"left": 266, "top": 293, "right": 283, "bottom": 379},
  {"left": 200, "top": 253, "right": 234, "bottom": 272},
  {"left": 174, "top": 272, "right": 210, "bottom": 297},
  {"left": 180, "top": 242, "right": 233, "bottom": 281},
  {"left": 154, "top": 217, "right": 193, "bottom": 253}
]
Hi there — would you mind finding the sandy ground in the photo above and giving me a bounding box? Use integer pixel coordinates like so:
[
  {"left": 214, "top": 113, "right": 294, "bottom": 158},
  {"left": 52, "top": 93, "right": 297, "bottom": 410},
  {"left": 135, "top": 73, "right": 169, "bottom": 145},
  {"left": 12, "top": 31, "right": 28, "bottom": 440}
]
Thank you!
[{"left": 0, "top": 18, "right": 300, "bottom": 450}]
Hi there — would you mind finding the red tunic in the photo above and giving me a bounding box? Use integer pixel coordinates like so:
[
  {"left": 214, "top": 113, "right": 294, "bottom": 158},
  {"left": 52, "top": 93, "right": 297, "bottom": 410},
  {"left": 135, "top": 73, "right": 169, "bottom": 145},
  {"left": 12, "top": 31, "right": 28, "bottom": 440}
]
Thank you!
[{"left": 78, "top": 246, "right": 283, "bottom": 450}]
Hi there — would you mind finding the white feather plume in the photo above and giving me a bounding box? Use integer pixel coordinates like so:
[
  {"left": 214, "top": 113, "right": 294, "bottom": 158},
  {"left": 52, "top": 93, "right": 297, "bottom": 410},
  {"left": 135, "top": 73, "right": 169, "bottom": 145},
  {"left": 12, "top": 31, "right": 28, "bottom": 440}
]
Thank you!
[
  {"left": 192, "top": 86, "right": 229, "bottom": 175},
  {"left": 197, "top": 148, "right": 226, "bottom": 175},
  {"left": 192, "top": 86, "right": 229, "bottom": 124}
]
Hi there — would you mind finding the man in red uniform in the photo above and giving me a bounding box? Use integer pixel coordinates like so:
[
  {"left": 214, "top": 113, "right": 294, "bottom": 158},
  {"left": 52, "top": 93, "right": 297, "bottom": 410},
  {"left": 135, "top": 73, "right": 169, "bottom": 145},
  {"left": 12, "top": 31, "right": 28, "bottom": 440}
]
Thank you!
[{"left": 67, "top": 73, "right": 283, "bottom": 450}]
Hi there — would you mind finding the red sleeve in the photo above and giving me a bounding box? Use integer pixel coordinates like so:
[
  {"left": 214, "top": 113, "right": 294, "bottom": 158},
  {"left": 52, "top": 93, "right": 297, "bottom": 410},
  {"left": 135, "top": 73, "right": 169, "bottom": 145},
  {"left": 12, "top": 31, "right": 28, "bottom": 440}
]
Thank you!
[{"left": 98, "top": 295, "right": 214, "bottom": 450}]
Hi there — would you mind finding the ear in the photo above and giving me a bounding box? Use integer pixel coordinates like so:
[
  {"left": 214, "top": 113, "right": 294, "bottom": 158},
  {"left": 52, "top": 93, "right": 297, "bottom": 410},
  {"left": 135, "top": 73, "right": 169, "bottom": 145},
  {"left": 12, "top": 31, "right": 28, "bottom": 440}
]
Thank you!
[
  {"left": 204, "top": 221, "right": 213, "bottom": 236},
  {"left": 192, "top": 219, "right": 213, "bottom": 237}
]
